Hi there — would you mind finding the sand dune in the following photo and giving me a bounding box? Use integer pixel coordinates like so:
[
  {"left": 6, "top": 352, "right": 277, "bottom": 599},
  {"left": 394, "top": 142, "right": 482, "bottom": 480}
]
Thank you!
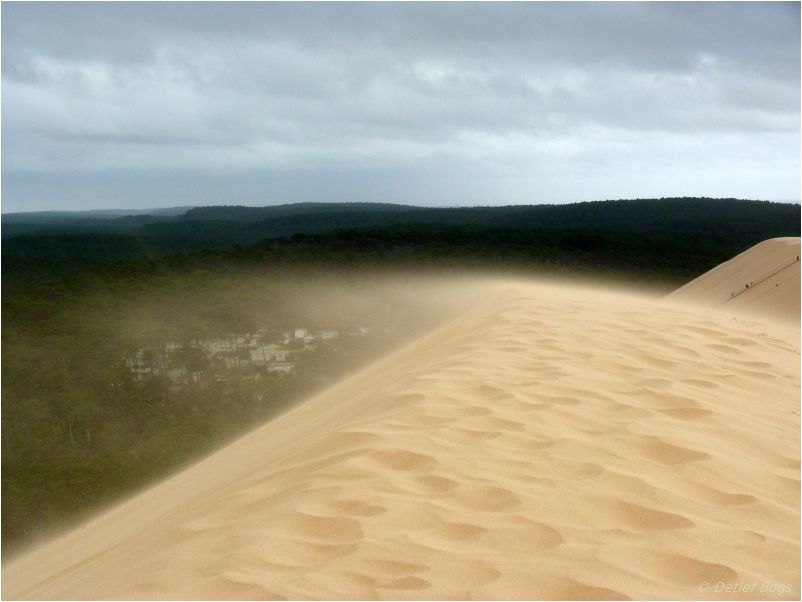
[
  {"left": 3, "top": 264, "right": 800, "bottom": 599},
  {"left": 668, "top": 237, "right": 800, "bottom": 324}
]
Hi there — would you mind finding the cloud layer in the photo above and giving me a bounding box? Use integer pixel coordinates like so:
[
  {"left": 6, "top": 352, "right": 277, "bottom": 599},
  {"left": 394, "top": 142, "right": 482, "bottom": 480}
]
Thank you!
[{"left": 2, "top": 2, "right": 799, "bottom": 211}]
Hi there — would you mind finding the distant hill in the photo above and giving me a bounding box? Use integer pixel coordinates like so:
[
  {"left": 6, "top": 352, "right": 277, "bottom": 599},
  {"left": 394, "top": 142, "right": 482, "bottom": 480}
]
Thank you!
[
  {"left": 5, "top": 198, "right": 797, "bottom": 236},
  {"left": 2, "top": 206, "right": 195, "bottom": 223},
  {"left": 181, "top": 202, "right": 422, "bottom": 221}
]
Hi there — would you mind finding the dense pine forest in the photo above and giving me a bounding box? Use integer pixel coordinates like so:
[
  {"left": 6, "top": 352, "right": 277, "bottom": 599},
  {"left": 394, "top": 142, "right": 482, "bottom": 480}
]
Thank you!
[
  {"left": 4, "top": 197, "right": 800, "bottom": 288},
  {"left": 2, "top": 197, "right": 800, "bottom": 554}
]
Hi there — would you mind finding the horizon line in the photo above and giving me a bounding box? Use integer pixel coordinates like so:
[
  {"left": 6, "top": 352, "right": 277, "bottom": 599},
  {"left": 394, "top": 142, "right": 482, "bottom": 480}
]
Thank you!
[{"left": 3, "top": 196, "right": 801, "bottom": 216}]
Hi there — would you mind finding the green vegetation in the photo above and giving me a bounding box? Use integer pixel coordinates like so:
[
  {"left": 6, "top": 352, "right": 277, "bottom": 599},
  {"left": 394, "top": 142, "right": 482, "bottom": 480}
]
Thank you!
[
  {"left": 4, "top": 197, "right": 799, "bottom": 288},
  {"left": 2, "top": 197, "right": 799, "bottom": 555}
]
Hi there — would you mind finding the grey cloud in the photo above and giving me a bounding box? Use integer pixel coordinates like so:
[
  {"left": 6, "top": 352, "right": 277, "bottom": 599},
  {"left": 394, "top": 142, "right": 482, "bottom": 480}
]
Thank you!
[{"left": 1, "top": 2, "right": 799, "bottom": 211}]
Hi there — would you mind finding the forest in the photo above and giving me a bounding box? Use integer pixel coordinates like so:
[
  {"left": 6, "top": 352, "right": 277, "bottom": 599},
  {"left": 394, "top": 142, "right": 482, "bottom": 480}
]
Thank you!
[{"left": 4, "top": 197, "right": 799, "bottom": 288}]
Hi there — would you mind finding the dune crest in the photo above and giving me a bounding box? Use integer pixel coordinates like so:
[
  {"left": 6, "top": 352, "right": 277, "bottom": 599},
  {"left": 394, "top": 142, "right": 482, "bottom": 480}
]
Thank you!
[
  {"left": 667, "top": 237, "right": 800, "bottom": 324},
  {"left": 3, "top": 277, "right": 798, "bottom": 600}
]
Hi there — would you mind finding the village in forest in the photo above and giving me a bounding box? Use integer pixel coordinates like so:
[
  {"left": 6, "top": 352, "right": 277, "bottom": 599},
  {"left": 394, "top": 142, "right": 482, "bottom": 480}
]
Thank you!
[{"left": 123, "top": 326, "right": 370, "bottom": 387}]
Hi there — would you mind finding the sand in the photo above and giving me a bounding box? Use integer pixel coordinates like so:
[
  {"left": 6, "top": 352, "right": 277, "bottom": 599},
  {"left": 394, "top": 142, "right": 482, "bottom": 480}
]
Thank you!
[
  {"left": 3, "top": 253, "right": 800, "bottom": 600},
  {"left": 668, "top": 237, "right": 800, "bottom": 325}
]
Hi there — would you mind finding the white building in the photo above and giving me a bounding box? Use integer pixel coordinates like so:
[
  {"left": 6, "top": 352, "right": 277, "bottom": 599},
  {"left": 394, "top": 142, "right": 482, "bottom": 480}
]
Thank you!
[
  {"left": 165, "top": 368, "right": 187, "bottom": 384},
  {"left": 267, "top": 361, "right": 296, "bottom": 375},
  {"left": 251, "top": 344, "right": 290, "bottom": 364},
  {"left": 221, "top": 356, "right": 250, "bottom": 369}
]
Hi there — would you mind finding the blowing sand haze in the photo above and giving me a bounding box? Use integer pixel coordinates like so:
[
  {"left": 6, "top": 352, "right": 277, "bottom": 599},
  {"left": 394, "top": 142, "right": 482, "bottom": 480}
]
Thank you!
[{"left": 3, "top": 242, "right": 799, "bottom": 600}]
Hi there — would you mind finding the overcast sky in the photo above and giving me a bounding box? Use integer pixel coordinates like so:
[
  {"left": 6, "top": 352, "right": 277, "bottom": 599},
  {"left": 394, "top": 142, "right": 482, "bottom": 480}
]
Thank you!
[{"left": 2, "top": 2, "right": 800, "bottom": 212}]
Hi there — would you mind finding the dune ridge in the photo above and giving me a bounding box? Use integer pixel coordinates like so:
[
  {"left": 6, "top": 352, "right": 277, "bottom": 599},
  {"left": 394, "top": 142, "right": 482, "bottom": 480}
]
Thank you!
[
  {"left": 668, "top": 237, "right": 800, "bottom": 324},
  {"left": 3, "top": 276, "right": 799, "bottom": 600}
]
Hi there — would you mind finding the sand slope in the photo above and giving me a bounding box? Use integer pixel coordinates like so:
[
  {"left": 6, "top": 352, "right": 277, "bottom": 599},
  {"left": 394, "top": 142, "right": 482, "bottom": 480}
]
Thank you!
[
  {"left": 3, "top": 278, "right": 799, "bottom": 600},
  {"left": 668, "top": 237, "right": 800, "bottom": 324}
]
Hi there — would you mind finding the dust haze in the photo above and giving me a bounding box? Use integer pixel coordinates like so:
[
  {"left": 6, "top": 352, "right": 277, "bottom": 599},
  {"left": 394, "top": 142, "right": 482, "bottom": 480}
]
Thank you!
[{"left": 8, "top": 266, "right": 661, "bottom": 556}]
